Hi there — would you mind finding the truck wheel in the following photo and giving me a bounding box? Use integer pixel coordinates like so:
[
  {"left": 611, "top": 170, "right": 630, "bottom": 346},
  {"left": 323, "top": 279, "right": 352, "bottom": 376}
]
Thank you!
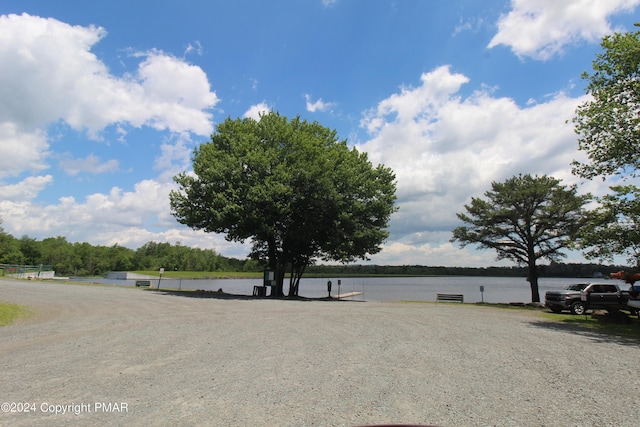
[{"left": 571, "top": 301, "right": 587, "bottom": 315}]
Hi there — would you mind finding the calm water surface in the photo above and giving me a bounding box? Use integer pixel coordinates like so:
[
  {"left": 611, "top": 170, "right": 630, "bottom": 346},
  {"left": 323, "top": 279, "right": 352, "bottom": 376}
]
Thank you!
[{"left": 78, "top": 276, "right": 604, "bottom": 303}]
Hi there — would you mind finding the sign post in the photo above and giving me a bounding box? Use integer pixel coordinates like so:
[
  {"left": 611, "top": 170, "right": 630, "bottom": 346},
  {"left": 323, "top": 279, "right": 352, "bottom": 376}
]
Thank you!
[
  {"left": 157, "top": 267, "right": 164, "bottom": 290},
  {"left": 479, "top": 285, "right": 485, "bottom": 303}
]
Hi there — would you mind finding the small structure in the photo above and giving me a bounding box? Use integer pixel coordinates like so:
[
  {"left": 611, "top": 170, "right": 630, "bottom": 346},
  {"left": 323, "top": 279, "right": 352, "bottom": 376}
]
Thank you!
[
  {"left": 1, "top": 264, "right": 55, "bottom": 279},
  {"left": 436, "top": 293, "right": 464, "bottom": 303}
]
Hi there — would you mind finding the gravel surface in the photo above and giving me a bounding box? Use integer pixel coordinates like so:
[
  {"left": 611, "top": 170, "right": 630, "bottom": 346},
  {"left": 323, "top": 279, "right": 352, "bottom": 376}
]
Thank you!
[{"left": 0, "top": 278, "right": 638, "bottom": 426}]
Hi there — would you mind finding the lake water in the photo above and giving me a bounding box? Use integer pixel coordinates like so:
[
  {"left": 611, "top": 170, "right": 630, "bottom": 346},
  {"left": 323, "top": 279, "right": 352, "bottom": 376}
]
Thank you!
[{"left": 75, "top": 276, "right": 604, "bottom": 303}]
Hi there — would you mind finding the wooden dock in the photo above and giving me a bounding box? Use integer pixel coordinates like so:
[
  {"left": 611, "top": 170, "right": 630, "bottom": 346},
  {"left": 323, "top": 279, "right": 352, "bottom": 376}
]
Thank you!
[{"left": 332, "top": 291, "right": 363, "bottom": 299}]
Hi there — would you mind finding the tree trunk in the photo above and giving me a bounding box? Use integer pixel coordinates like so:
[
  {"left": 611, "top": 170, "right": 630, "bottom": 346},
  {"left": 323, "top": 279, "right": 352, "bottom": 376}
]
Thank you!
[
  {"left": 527, "top": 260, "right": 540, "bottom": 303},
  {"left": 266, "top": 237, "right": 284, "bottom": 297},
  {"left": 287, "top": 263, "right": 305, "bottom": 297},
  {"left": 273, "top": 268, "right": 285, "bottom": 297}
]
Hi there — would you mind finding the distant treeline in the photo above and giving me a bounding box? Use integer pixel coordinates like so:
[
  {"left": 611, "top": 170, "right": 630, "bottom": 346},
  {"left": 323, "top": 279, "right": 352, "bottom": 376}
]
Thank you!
[
  {"left": 306, "top": 263, "right": 627, "bottom": 279},
  {"left": 0, "top": 235, "right": 261, "bottom": 276},
  {"left": 0, "top": 232, "right": 628, "bottom": 278}
]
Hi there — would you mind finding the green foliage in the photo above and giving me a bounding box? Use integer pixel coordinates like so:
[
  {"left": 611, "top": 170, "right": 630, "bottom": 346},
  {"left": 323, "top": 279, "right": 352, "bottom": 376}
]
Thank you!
[
  {"left": 579, "top": 185, "right": 640, "bottom": 266},
  {"left": 0, "top": 218, "right": 24, "bottom": 264},
  {"left": 0, "top": 233, "right": 258, "bottom": 277},
  {"left": 572, "top": 24, "right": 640, "bottom": 180},
  {"left": 571, "top": 24, "right": 640, "bottom": 267},
  {"left": 19, "top": 236, "right": 42, "bottom": 265},
  {"left": 451, "top": 174, "right": 591, "bottom": 302},
  {"left": 170, "top": 112, "right": 397, "bottom": 296}
]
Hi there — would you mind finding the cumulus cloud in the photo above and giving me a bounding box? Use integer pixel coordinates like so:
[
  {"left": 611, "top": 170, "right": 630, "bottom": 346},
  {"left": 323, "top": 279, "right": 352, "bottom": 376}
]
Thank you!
[
  {"left": 58, "top": 154, "right": 120, "bottom": 176},
  {"left": 0, "top": 13, "right": 218, "bottom": 175},
  {"left": 0, "top": 13, "right": 230, "bottom": 253},
  {"left": 0, "top": 176, "right": 53, "bottom": 202},
  {"left": 154, "top": 132, "right": 198, "bottom": 183},
  {"left": 305, "top": 94, "right": 336, "bottom": 113},
  {"left": 0, "top": 177, "right": 249, "bottom": 256},
  {"left": 488, "top": 0, "right": 640, "bottom": 60},
  {"left": 243, "top": 102, "right": 272, "bottom": 120},
  {"left": 0, "top": 122, "right": 49, "bottom": 179},
  {"left": 357, "top": 66, "right": 601, "bottom": 266}
]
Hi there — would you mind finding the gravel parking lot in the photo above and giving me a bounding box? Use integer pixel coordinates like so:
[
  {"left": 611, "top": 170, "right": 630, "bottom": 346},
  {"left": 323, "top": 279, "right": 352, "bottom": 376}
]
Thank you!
[{"left": 1, "top": 278, "right": 638, "bottom": 426}]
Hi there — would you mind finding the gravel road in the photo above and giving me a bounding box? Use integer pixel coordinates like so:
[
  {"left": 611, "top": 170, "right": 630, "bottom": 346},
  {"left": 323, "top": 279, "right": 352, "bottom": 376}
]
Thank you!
[{"left": 0, "top": 278, "right": 638, "bottom": 426}]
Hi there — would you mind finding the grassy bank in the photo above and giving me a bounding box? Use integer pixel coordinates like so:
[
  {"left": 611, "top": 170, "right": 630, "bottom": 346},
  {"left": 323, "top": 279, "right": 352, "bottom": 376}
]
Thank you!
[{"left": 0, "top": 302, "right": 32, "bottom": 326}]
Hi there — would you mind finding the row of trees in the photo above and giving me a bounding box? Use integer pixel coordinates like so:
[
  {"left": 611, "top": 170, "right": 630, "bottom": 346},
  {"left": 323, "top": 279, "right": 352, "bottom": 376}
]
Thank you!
[
  {"left": 307, "top": 263, "right": 622, "bottom": 278},
  {"left": 0, "top": 224, "right": 259, "bottom": 276},
  {"left": 452, "top": 25, "right": 640, "bottom": 302},
  {"left": 0, "top": 215, "right": 619, "bottom": 279}
]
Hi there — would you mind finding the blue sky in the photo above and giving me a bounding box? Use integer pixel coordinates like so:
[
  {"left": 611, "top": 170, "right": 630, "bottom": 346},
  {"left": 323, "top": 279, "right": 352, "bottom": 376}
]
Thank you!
[{"left": 1, "top": 0, "right": 639, "bottom": 267}]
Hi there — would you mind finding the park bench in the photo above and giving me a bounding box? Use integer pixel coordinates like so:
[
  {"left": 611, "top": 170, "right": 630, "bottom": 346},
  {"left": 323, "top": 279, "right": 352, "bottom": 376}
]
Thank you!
[
  {"left": 253, "top": 286, "right": 267, "bottom": 297},
  {"left": 135, "top": 280, "right": 151, "bottom": 287},
  {"left": 436, "top": 293, "right": 464, "bottom": 303}
]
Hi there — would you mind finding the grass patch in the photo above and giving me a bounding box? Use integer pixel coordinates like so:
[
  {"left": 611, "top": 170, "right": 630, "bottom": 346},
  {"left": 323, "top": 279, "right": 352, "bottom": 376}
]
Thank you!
[
  {"left": 0, "top": 302, "right": 32, "bottom": 326},
  {"left": 401, "top": 300, "right": 640, "bottom": 341},
  {"left": 473, "top": 303, "right": 640, "bottom": 340},
  {"left": 540, "top": 311, "right": 640, "bottom": 339}
]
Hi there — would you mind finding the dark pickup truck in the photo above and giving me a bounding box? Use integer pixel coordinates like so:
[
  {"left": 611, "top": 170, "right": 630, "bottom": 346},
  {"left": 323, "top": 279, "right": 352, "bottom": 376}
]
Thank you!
[{"left": 545, "top": 283, "right": 631, "bottom": 315}]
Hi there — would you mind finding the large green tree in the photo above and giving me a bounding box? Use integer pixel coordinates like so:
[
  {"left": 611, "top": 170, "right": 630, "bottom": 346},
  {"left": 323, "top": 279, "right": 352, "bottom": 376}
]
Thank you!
[
  {"left": 579, "top": 185, "right": 640, "bottom": 267},
  {"left": 0, "top": 217, "right": 23, "bottom": 265},
  {"left": 572, "top": 24, "right": 640, "bottom": 265},
  {"left": 572, "top": 23, "right": 640, "bottom": 180},
  {"left": 451, "top": 174, "right": 590, "bottom": 303},
  {"left": 170, "top": 112, "right": 397, "bottom": 296}
]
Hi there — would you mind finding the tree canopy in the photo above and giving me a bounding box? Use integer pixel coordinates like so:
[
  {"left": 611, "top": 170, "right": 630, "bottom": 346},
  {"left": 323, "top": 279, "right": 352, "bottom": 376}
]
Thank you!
[
  {"left": 170, "top": 112, "right": 397, "bottom": 296},
  {"left": 572, "top": 23, "right": 640, "bottom": 180},
  {"left": 579, "top": 185, "right": 640, "bottom": 267},
  {"left": 571, "top": 24, "right": 640, "bottom": 267},
  {"left": 451, "top": 174, "right": 590, "bottom": 303}
]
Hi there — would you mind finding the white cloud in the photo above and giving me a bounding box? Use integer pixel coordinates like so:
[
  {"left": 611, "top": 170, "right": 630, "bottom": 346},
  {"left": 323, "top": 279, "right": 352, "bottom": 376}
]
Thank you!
[
  {"left": 154, "top": 132, "right": 197, "bottom": 183},
  {"left": 0, "top": 122, "right": 49, "bottom": 179},
  {"left": 488, "top": 0, "right": 640, "bottom": 60},
  {"left": 0, "top": 13, "right": 219, "bottom": 173},
  {"left": 243, "top": 102, "right": 272, "bottom": 120},
  {"left": 184, "top": 41, "right": 203, "bottom": 57},
  {"left": 58, "top": 154, "right": 120, "bottom": 176},
  {"left": 0, "top": 13, "right": 233, "bottom": 255},
  {"left": 0, "top": 176, "right": 53, "bottom": 202},
  {"left": 357, "top": 66, "right": 605, "bottom": 266},
  {"left": 0, "top": 178, "right": 250, "bottom": 257},
  {"left": 305, "top": 94, "right": 336, "bottom": 113}
]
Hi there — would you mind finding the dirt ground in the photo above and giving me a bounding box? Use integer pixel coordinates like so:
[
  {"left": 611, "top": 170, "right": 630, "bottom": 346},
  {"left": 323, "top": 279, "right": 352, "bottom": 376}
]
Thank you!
[{"left": 1, "top": 278, "right": 638, "bottom": 426}]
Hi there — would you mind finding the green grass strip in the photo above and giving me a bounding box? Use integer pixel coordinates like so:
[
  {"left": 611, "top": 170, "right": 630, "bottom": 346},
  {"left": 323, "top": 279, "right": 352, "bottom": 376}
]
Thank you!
[{"left": 0, "top": 301, "right": 32, "bottom": 326}]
